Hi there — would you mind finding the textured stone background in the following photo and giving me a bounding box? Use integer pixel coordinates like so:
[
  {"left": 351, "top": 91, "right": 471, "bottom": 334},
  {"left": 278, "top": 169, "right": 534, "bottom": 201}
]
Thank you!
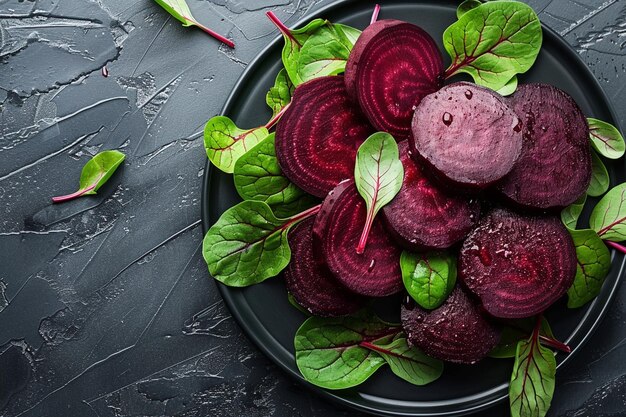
[{"left": 1, "top": 0, "right": 625, "bottom": 416}]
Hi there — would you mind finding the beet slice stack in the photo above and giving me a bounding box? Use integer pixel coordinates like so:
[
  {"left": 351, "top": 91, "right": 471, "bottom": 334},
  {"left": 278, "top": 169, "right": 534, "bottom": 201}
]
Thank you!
[
  {"left": 410, "top": 82, "right": 523, "bottom": 189},
  {"left": 382, "top": 142, "right": 480, "bottom": 251},
  {"left": 285, "top": 217, "right": 363, "bottom": 317},
  {"left": 401, "top": 286, "right": 501, "bottom": 364},
  {"left": 459, "top": 208, "right": 577, "bottom": 319},
  {"left": 345, "top": 20, "right": 444, "bottom": 140},
  {"left": 275, "top": 76, "right": 374, "bottom": 198},
  {"left": 498, "top": 84, "right": 592, "bottom": 210},
  {"left": 315, "top": 180, "right": 403, "bottom": 297}
]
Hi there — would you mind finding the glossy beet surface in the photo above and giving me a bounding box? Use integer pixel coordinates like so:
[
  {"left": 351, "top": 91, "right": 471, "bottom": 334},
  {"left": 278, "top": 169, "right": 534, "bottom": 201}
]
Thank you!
[
  {"left": 401, "top": 286, "right": 501, "bottom": 364},
  {"left": 345, "top": 20, "right": 444, "bottom": 140},
  {"left": 459, "top": 208, "right": 577, "bottom": 319},
  {"left": 410, "top": 82, "right": 523, "bottom": 189},
  {"left": 382, "top": 142, "right": 480, "bottom": 251},
  {"left": 498, "top": 84, "right": 592, "bottom": 210},
  {"left": 275, "top": 76, "right": 374, "bottom": 198}
]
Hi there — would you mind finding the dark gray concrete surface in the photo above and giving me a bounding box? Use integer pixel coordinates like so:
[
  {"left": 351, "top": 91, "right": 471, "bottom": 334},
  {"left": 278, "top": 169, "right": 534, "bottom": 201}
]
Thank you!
[{"left": 1, "top": 0, "right": 625, "bottom": 416}]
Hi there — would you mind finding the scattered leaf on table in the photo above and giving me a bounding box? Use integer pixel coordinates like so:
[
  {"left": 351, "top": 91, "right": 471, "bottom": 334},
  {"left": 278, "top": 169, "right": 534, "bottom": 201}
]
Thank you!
[
  {"left": 400, "top": 251, "right": 457, "bottom": 310},
  {"left": 567, "top": 229, "right": 611, "bottom": 308},
  {"left": 588, "top": 150, "right": 610, "bottom": 197},
  {"left": 561, "top": 194, "right": 587, "bottom": 231},
  {"left": 589, "top": 182, "right": 626, "bottom": 241},
  {"left": 588, "top": 118, "right": 626, "bottom": 159}
]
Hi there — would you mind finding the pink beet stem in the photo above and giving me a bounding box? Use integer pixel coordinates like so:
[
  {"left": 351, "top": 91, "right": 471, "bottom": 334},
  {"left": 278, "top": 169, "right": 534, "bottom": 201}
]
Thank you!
[
  {"left": 605, "top": 240, "right": 626, "bottom": 254},
  {"left": 182, "top": 15, "right": 235, "bottom": 48},
  {"left": 266, "top": 11, "right": 301, "bottom": 47},
  {"left": 265, "top": 103, "right": 291, "bottom": 130},
  {"left": 370, "top": 4, "right": 381, "bottom": 24},
  {"left": 356, "top": 205, "right": 376, "bottom": 254},
  {"left": 52, "top": 184, "right": 97, "bottom": 203}
]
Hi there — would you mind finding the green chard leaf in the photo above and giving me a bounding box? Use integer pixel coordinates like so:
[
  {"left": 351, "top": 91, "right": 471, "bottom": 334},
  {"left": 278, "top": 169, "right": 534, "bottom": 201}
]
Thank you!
[
  {"left": 443, "top": 1, "right": 542, "bottom": 91},
  {"left": 52, "top": 150, "right": 125, "bottom": 203},
  {"left": 588, "top": 118, "right": 626, "bottom": 159},
  {"left": 509, "top": 328, "right": 556, "bottom": 417},
  {"left": 588, "top": 150, "right": 610, "bottom": 197},
  {"left": 567, "top": 229, "right": 611, "bottom": 308},
  {"left": 367, "top": 335, "right": 443, "bottom": 386},
  {"left": 457, "top": 0, "right": 482, "bottom": 19},
  {"left": 202, "top": 201, "right": 319, "bottom": 287},
  {"left": 153, "top": 0, "right": 234, "bottom": 47},
  {"left": 294, "top": 311, "right": 400, "bottom": 389},
  {"left": 495, "top": 75, "right": 518, "bottom": 96},
  {"left": 354, "top": 132, "right": 404, "bottom": 254},
  {"left": 400, "top": 251, "right": 457, "bottom": 310},
  {"left": 561, "top": 194, "right": 587, "bottom": 231},
  {"left": 204, "top": 116, "right": 269, "bottom": 173},
  {"left": 490, "top": 318, "right": 556, "bottom": 359},
  {"left": 266, "top": 69, "right": 295, "bottom": 118},
  {"left": 589, "top": 182, "right": 626, "bottom": 241}
]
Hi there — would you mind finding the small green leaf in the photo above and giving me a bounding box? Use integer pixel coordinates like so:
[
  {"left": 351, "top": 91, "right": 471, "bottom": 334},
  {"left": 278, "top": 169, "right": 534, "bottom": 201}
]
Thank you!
[
  {"left": 567, "top": 229, "right": 611, "bottom": 308},
  {"left": 457, "top": 0, "right": 482, "bottom": 19},
  {"left": 444, "top": 1, "right": 543, "bottom": 91},
  {"left": 588, "top": 118, "right": 626, "bottom": 159},
  {"left": 266, "top": 69, "right": 295, "bottom": 118},
  {"left": 294, "top": 311, "right": 400, "bottom": 389},
  {"left": 495, "top": 76, "right": 518, "bottom": 96},
  {"left": 354, "top": 132, "right": 404, "bottom": 254},
  {"left": 369, "top": 336, "right": 443, "bottom": 386},
  {"left": 509, "top": 333, "right": 556, "bottom": 417},
  {"left": 400, "top": 251, "right": 457, "bottom": 310},
  {"left": 489, "top": 318, "right": 554, "bottom": 359},
  {"left": 588, "top": 150, "right": 610, "bottom": 197},
  {"left": 561, "top": 194, "right": 587, "bottom": 231},
  {"left": 233, "top": 133, "right": 317, "bottom": 218},
  {"left": 202, "top": 201, "right": 318, "bottom": 287},
  {"left": 288, "top": 292, "right": 311, "bottom": 316},
  {"left": 52, "top": 150, "right": 125, "bottom": 203},
  {"left": 204, "top": 116, "right": 268, "bottom": 173},
  {"left": 589, "top": 182, "right": 626, "bottom": 241}
]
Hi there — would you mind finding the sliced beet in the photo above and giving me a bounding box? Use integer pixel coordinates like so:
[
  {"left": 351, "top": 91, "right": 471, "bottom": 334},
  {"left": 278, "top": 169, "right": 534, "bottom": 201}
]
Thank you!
[
  {"left": 498, "top": 84, "right": 592, "bottom": 210},
  {"left": 320, "top": 180, "right": 403, "bottom": 297},
  {"left": 401, "top": 286, "right": 501, "bottom": 364},
  {"left": 284, "top": 217, "right": 363, "bottom": 317},
  {"left": 345, "top": 20, "right": 444, "bottom": 139},
  {"left": 459, "top": 208, "right": 576, "bottom": 319},
  {"left": 382, "top": 142, "right": 480, "bottom": 251},
  {"left": 275, "top": 76, "right": 374, "bottom": 198},
  {"left": 409, "top": 82, "right": 523, "bottom": 189}
]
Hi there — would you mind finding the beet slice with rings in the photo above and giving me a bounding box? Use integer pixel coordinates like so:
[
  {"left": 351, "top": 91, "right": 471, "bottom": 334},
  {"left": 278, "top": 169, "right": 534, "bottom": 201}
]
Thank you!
[
  {"left": 382, "top": 141, "right": 480, "bottom": 251},
  {"left": 459, "top": 208, "right": 577, "bottom": 319},
  {"left": 275, "top": 76, "right": 374, "bottom": 198},
  {"left": 498, "top": 84, "right": 592, "bottom": 210},
  {"left": 401, "top": 286, "right": 501, "bottom": 364},
  {"left": 284, "top": 217, "right": 363, "bottom": 317},
  {"left": 320, "top": 180, "right": 403, "bottom": 297},
  {"left": 409, "top": 82, "right": 523, "bottom": 190},
  {"left": 345, "top": 19, "right": 444, "bottom": 140}
]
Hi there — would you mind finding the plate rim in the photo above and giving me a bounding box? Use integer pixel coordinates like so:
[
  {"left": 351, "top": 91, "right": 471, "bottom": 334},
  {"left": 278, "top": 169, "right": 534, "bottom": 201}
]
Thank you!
[{"left": 200, "top": 1, "right": 625, "bottom": 415}]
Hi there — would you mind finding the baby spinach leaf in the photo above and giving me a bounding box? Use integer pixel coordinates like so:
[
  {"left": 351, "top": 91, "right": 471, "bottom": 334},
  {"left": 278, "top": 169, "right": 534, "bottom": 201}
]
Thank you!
[
  {"left": 202, "top": 201, "right": 319, "bottom": 287},
  {"left": 366, "top": 335, "right": 443, "bottom": 386},
  {"left": 296, "top": 24, "right": 361, "bottom": 84},
  {"left": 443, "top": 1, "right": 542, "bottom": 91},
  {"left": 496, "top": 75, "right": 518, "bottom": 96},
  {"left": 288, "top": 292, "right": 311, "bottom": 316},
  {"left": 233, "top": 133, "right": 317, "bottom": 218},
  {"left": 266, "top": 69, "right": 295, "bottom": 118},
  {"left": 509, "top": 324, "right": 556, "bottom": 417},
  {"left": 561, "top": 194, "right": 587, "bottom": 231},
  {"left": 204, "top": 116, "right": 269, "bottom": 173},
  {"left": 52, "top": 150, "right": 125, "bottom": 203},
  {"left": 153, "top": 0, "right": 234, "bottom": 48},
  {"left": 588, "top": 118, "right": 625, "bottom": 159},
  {"left": 457, "top": 0, "right": 482, "bottom": 19},
  {"left": 294, "top": 311, "right": 401, "bottom": 389},
  {"left": 567, "top": 229, "right": 611, "bottom": 309},
  {"left": 400, "top": 251, "right": 457, "bottom": 310},
  {"left": 588, "top": 150, "right": 610, "bottom": 197},
  {"left": 490, "top": 318, "right": 560, "bottom": 359},
  {"left": 589, "top": 182, "right": 626, "bottom": 241},
  {"left": 354, "top": 132, "right": 404, "bottom": 254}
]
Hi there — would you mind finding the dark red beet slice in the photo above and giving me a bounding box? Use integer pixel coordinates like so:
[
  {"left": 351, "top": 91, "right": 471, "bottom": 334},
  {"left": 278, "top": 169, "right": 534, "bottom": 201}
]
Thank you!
[
  {"left": 409, "top": 82, "right": 523, "bottom": 189},
  {"left": 345, "top": 20, "right": 444, "bottom": 139},
  {"left": 401, "top": 286, "right": 501, "bottom": 364},
  {"left": 459, "top": 208, "right": 576, "bottom": 319},
  {"left": 382, "top": 142, "right": 480, "bottom": 251},
  {"left": 285, "top": 217, "right": 363, "bottom": 317},
  {"left": 275, "top": 76, "right": 374, "bottom": 198},
  {"left": 498, "top": 84, "right": 592, "bottom": 210},
  {"left": 320, "top": 180, "right": 403, "bottom": 297}
]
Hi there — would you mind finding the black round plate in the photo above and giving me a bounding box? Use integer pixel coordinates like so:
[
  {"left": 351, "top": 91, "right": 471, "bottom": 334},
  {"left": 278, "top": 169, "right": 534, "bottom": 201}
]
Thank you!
[{"left": 201, "top": 1, "right": 624, "bottom": 415}]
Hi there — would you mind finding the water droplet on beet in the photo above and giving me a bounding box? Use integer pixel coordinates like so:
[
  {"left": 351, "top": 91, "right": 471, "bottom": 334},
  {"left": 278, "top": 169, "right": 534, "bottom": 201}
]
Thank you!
[
  {"left": 403, "top": 295, "right": 416, "bottom": 310},
  {"left": 465, "top": 90, "right": 473, "bottom": 99},
  {"left": 442, "top": 112, "right": 453, "bottom": 126},
  {"left": 479, "top": 247, "right": 492, "bottom": 266},
  {"left": 367, "top": 259, "right": 376, "bottom": 272},
  {"left": 513, "top": 118, "right": 523, "bottom": 132}
]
